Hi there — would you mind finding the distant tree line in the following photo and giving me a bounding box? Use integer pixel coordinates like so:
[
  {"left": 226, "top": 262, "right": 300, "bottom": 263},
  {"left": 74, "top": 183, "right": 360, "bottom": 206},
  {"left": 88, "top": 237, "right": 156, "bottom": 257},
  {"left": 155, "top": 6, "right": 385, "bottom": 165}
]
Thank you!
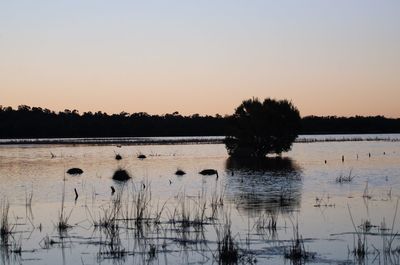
[
  {"left": 301, "top": 115, "right": 400, "bottom": 134},
  {"left": 0, "top": 105, "right": 399, "bottom": 138}
]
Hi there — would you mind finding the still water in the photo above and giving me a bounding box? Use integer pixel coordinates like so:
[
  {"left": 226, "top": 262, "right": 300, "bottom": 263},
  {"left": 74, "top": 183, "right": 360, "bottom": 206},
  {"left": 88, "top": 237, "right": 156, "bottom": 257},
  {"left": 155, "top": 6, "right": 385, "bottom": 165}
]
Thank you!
[{"left": 0, "top": 135, "right": 399, "bottom": 264}]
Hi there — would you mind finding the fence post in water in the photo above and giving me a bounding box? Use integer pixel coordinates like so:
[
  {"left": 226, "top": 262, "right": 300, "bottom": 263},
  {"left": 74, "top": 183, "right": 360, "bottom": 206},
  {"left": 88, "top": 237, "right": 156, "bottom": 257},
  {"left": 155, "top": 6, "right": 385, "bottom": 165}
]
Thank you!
[{"left": 74, "top": 188, "right": 79, "bottom": 201}]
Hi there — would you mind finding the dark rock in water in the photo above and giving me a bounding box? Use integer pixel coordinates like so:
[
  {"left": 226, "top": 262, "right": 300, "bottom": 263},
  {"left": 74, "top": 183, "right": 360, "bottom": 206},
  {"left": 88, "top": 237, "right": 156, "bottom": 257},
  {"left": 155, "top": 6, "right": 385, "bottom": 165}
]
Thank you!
[
  {"left": 199, "top": 169, "right": 218, "bottom": 177},
  {"left": 67, "top": 168, "right": 83, "bottom": 175},
  {"left": 137, "top": 154, "right": 146, "bottom": 159},
  {"left": 112, "top": 169, "right": 131, "bottom": 181},
  {"left": 115, "top": 154, "right": 122, "bottom": 160},
  {"left": 175, "top": 169, "right": 186, "bottom": 176}
]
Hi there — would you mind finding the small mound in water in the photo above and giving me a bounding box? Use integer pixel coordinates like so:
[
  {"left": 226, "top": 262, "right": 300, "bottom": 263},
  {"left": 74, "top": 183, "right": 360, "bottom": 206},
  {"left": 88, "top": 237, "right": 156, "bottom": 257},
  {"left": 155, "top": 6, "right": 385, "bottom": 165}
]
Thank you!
[
  {"left": 112, "top": 169, "right": 131, "bottom": 181},
  {"left": 115, "top": 154, "right": 122, "bottom": 160},
  {"left": 66, "top": 168, "right": 83, "bottom": 175},
  {"left": 175, "top": 169, "right": 186, "bottom": 176},
  {"left": 137, "top": 154, "right": 146, "bottom": 159},
  {"left": 199, "top": 169, "right": 218, "bottom": 176}
]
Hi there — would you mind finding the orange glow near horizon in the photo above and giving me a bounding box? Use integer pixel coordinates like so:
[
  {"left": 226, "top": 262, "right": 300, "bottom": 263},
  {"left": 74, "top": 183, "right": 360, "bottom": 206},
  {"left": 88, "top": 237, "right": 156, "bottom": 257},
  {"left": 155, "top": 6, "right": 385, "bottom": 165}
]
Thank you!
[{"left": 1, "top": 1, "right": 399, "bottom": 118}]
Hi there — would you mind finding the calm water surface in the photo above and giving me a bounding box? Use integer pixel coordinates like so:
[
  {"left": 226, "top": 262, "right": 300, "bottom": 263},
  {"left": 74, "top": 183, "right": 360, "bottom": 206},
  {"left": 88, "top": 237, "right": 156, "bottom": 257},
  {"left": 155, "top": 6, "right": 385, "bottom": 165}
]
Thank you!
[{"left": 0, "top": 135, "right": 399, "bottom": 265}]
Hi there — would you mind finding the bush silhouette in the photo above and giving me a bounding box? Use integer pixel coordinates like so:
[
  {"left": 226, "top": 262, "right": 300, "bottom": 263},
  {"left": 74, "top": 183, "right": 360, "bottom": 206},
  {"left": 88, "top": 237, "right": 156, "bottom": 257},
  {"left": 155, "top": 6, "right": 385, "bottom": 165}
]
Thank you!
[{"left": 224, "top": 98, "right": 300, "bottom": 158}]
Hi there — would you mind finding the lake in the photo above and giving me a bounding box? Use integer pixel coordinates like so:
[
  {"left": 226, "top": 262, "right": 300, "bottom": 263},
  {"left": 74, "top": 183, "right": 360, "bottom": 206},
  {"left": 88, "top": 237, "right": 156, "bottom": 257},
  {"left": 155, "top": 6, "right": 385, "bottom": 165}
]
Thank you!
[{"left": 0, "top": 134, "right": 399, "bottom": 264}]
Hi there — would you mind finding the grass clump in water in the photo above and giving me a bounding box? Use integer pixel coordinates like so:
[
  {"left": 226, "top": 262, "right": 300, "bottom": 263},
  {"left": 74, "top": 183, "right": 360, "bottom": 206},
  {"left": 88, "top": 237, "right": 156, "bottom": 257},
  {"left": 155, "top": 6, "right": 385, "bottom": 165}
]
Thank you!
[
  {"left": 57, "top": 186, "right": 72, "bottom": 232},
  {"left": 216, "top": 216, "right": 239, "bottom": 264},
  {"left": 137, "top": 153, "right": 146, "bottom": 159},
  {"left": 0, "top": 199, "right": 12, "bottom": 244},
  {"left": 66, "top": 168, "right": 83, "bottom": 175},
  {"left": 175, "top": 169, "right": 186, "bottom": 176},
  {"left": 112, "top": 169, "right": 131, "bottom": 181},
  {"left": 336, "top": 169, "right": 355, "bottom": 183},
  {"left": 284, "top": 222, "right": 314, "bottom": 263}
]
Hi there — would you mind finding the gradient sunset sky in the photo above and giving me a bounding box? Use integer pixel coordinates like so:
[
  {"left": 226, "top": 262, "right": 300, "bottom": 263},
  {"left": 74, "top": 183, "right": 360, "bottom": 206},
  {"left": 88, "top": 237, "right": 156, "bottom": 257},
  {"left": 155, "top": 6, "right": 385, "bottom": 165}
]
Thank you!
[{"left": 1, "top": 1, "right": 399, "bottom": 117}]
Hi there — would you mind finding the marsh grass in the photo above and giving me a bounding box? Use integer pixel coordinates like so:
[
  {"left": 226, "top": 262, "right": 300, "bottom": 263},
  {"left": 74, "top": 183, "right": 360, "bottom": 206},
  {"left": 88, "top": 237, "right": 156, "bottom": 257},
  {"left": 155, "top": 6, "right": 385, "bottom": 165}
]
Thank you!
[
  {"left": 130, "top": 180, "right": 152, "bottom": 225},
  {"left": 153, "top": 200, "right": 168, "bottom": 225},
  {"left": 0, "top": 199, "right": 13, "bottom": 245},
  {"left": 336, "top": 169, "right": 355, "bottom": 183},
  {"left": 97, "top": 225, "right": 127, "bottom": 261},
  {"left": 193, "top": 196, "right": 207, "bottom": 227},
  {"left": 362, "top": 181, "right": 372, "bottom": 199},
  {"left": 278, "top": 187, "right": 293, "bottom": 207},
  {"left": 347, "top": 205, "right": 367, "bottom": 259},
  {"left": 211, "top": 184, "right": 225, "bottom": 219},
  {"left": 216, "top": 215, "right": 239, "bottom": 264},
  {"left": 381, "top": 199, "right": 399, "bottom": 255},
  {"left": 57, "top": 186, "right": 73, "bottom": 232},
  {"left": 171, "top": 191, "right": 210, "bottom": 228},
  {"left": 39, "top": 235, "right": 55, "bottom": 249},
  {"left": 254, "top": 212, "right": 277, "bottom": 232},
  {"left": 284, "top": 220, "right": 314, "bottom": 264},
  {"left": 25, "top": 189, "right": 33, "bottom": 208},
  {"left": 359, "top": 219, "right": 375, "bottom": 232},
  {"left": 91, "top": 189, "right": 128, "bottom": 261},
  {"left": 10, "top": 235, "right": 22, "bottom": 255}
]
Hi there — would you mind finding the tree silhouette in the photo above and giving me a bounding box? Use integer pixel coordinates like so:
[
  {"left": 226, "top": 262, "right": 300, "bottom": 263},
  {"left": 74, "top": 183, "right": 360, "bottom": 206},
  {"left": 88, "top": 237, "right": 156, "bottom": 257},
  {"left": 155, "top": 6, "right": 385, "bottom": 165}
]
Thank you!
[{"left": 224, "top": 98, "right": 301, "bottom": 157}]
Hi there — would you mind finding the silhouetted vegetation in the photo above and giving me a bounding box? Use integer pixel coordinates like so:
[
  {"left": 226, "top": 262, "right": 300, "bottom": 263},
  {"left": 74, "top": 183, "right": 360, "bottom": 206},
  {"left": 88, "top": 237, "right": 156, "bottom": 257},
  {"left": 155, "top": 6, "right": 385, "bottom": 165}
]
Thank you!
[
  {"left": 301, "top": 115, "right": 400, "bottom": 134},
  {"left": 175, "top": 169, "right": 186, "bottom": 176},
  {"left": 199, "top": 169, "right": 219, "bottom": 177},
  {"left": 0, "top": 105, "right": 400, "bottom": 139},
  {"left": 137, "top": 154, "right": 146, "bottom": 159},
  {"left": 224, "top": 98, "right": 301, "bottom": 157},
  {"left": 66, "top": 168, "right": 83, "bottom": 175},
  {"left": 0, "top": 105, "right": 227, "bottom": 138},
  {"left": 112, "top": 169, "right": 131, "bottom": 181}
]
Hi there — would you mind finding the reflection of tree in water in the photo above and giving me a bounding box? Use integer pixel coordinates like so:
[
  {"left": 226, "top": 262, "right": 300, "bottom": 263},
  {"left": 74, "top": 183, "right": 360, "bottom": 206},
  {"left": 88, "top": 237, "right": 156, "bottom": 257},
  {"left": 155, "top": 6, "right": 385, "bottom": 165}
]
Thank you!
[{"left": 225, "top": 157, "right": 302, "bottom": 217}]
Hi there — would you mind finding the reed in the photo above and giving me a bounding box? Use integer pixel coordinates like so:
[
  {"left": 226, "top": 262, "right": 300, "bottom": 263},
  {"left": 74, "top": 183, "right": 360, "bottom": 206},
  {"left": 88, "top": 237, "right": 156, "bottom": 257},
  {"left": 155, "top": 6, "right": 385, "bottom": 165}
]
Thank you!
[
  {"left": 25, "top": 189, "right": 33, "bottom": 208},
  {"left": 347, "top": 205, "right": 367, "bottom": 259},
  {"left": 336, "top": 169, "right": 355, "bottom": 183},
  {"left": 57, "top": 186, "right": 72, "bottom": 232},
  {"left": 153, "top": 200, "right": 168, "bottom": 225},
  {"left": 216, "top": 215, "right": 238, "bottom": 264},
  {"left": 0, "top": 199, "right": 12, "bottom": 244},
  {"left": 116, "top": 181, "right": 152, "bottom": 227},
  {"left": 211, "top": 184, "right": 225, "bottom": 219},
  {"left": 284, "top": 219, "right": 314, "bottom": 263},
  {"left": 255, "top": 212, "right": 277, "bottom": 231}
]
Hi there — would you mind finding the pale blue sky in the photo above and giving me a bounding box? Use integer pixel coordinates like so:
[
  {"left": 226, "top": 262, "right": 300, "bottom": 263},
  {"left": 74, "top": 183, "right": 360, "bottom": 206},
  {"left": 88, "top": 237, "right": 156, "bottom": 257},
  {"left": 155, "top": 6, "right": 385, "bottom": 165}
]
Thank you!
[{"left": 1, "top": 1, "right": 399, "bottom": 116}]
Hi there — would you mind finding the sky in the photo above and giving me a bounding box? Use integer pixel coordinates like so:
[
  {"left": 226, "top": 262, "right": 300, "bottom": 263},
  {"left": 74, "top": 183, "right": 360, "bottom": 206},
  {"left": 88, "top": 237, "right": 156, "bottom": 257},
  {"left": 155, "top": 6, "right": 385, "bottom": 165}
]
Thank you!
[{"left": 1, "top": 1, "right": 399, "bottom": 117}]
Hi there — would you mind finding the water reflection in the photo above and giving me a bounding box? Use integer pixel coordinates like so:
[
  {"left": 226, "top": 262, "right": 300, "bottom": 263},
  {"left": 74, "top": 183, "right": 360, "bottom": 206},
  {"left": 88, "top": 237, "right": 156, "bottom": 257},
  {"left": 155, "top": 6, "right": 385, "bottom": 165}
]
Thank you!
[{"left": 225, "top": 157, "right": 302, "bottom": 216}]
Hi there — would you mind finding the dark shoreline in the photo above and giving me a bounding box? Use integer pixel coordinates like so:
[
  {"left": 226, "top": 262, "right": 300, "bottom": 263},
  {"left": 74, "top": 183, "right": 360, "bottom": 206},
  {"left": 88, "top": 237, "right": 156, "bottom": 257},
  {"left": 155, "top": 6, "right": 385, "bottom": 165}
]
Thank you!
[{"left": 1, "top": 134, "right": 399, "bottom": 146}]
